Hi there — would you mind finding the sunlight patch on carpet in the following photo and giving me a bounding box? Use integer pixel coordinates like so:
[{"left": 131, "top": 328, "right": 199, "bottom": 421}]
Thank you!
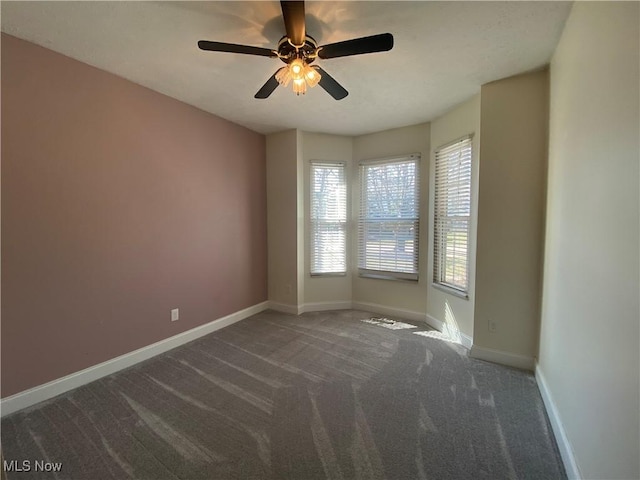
[
  {"left": 413, "top": 329, "right": 460, "bottom": 345},
  {"left": 361, "top": 317, "right": 418, "bottom": 330}
]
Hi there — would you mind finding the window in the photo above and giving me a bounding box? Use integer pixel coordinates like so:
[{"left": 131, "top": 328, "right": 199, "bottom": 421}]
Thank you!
[
  {"left": 358, "top": 155, "right": 420, "bottom": 280},
  {"left": 310, "top": 162, "right": 347, "bottom": 275},
  {"left": 433, "top": 136, "right": 472, "bottom": 295}
]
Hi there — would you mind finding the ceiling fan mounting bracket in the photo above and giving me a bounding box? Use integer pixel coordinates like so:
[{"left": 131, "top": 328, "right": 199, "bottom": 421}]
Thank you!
[{"left": 277, "top": 35, "right": 318, "bottom": 64}]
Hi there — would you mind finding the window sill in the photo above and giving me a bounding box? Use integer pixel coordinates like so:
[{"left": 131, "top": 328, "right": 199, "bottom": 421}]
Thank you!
[
  {"left": 432, "top": 283, "right": 469, "bottom": 299},
  {"left": 310, "top": 272, "right": 347, "bottom": 278},
  {"left": 359, "top": 269, "right": 418, "bottom": 282}
]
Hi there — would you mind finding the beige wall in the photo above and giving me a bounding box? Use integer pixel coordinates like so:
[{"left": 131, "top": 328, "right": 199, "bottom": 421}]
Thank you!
[
  {"left": 266, "top": 129, "right": 300, "bottom": 307},
  {"left": 427, "top": 95, "right": 481, "bottom": 341},
  {"left": 295, "top": 130, "right": 305, "bottom": 307},
  {"left": 352, "top": 123, "right": 431, "bottom": 314},
  {"left": 302, "top": 132, "right": 353, "bottom": 306},
  {"left": 473, "top": 70, "right": 549, "bottom": 362},
  {"left": 270, "top": 123, "right": 432, "bottom": 315},
  {"left": 539, "top": 2, "right": 640, "bottom": 478}
]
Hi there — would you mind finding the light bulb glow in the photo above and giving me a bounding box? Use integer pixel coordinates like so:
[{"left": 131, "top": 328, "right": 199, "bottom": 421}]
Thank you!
[
  {"left": 275, "top": 66, "right": 291, "bottom": 87},
  {"left": 304, "top": 64, "right": 321, "bottom": 88},
  {"left": 277, "top": 59, "right": 323, "bottom": 96},
  {"left": 289, "top": 59, "right": 305, "bottom": 81},
  {"left": 292, "top": 78, "right": 307, "bottom": 95}
]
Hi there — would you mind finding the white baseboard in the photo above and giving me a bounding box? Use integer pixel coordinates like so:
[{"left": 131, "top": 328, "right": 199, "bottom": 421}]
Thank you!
[
  {"left": 353, "top": 303, "right": 472, "bottom": 348},
  {"left": 274, "top": 301, "right": 475, "bottom": 349},
  {"left": 425, "top": 313, "right": 445, "bottom": 331},
  {"left": 426, "top": 314, "right": 473, "bottom": 349},
  {"left": 535, "top": 365, "right": 582, "bottom": 480},
  {"left": 469, "top": 345, "right": 535, "bottom": 371},
  {"left": 0, "top": 301, "right": 269, "bottom": 417},
  {"left": 269, "top": 300, "right": 427, "bottom": 322},
  {"left": 267, "top": 301, "right": 301, "bottom": 315},
  {"left": 352, "top": 301, "right": 427, "bottom": 323},
  {"left": 300, "top": 301, "right": 353, "bottom": 313}
]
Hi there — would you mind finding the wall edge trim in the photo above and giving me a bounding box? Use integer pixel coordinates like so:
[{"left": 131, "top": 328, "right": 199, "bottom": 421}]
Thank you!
[
  {"left": 469, "top": 344, "right": 535, "bottom": 371},
  {"left": 300, "top": 301, "right": 353, "bottom": 313},
  {"left": 426, "top": 314, "right": 474, "bottom": 349},
  {"left": 267, "top": 301, "right": 301, "bottom": 315},
  {"left": 1, "top": 300, "right": 270, "bottom": 417},
  {"left": 535, "top": 364, "right": 582, "bottom": 480},
  {"left": 352, "top": 301, "right": 426, "bottom": 322}
]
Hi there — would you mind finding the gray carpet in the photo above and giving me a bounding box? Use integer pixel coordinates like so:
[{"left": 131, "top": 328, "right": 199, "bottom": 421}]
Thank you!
[{"left": 1, "top": 309, "right": 566, "bottom": 479}]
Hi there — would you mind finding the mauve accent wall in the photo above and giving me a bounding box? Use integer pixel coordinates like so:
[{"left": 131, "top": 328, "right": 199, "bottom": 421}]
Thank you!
[{"left": 1, "top": 34, "right": 268, "bottom": 397}]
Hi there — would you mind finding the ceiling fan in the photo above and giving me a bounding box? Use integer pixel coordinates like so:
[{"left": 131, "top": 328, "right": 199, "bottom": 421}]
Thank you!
[{"left": 198, "top": 1, "right": 394, "bottom": 100}]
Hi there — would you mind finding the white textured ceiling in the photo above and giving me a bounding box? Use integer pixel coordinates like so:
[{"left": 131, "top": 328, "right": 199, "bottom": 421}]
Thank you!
[{"left": 1, "top": 1, "right": 571, "bottom": 136}]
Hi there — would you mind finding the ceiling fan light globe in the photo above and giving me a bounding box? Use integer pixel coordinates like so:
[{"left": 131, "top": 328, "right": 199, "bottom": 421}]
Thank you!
[
  {"left": 293, "top": 78, "right": 307, "bottom": 95},
  {"left": 275, "top": 66, "right": 291, "bottom": 87},
  {"left": 304, "top": 65, "right": 321, "bottom": 88},
  {"left": 289, "top": 58, "right": 305, "bottom": 81}
]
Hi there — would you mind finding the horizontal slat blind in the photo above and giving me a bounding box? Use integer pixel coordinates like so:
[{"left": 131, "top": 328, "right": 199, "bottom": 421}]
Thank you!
[
  {"left": 310, "top": 162, "right": 347, "bottom": 275},
  {"left": 433, "top": 137, "right": 472, "bottom": 293},
  {"left": 358, "top": 156, "right": 419, "bottom": 280}
]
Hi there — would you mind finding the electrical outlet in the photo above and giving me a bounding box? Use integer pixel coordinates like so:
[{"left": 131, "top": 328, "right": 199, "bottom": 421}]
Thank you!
[
  {"left": 171, "top": 308, "right": 179, "bottom": 322},
  {"left": 488, "top": 319, "right": 497, "bottom": 333},
  {"left": 286, "top": 284, "right": 292, "bottom": 295}
]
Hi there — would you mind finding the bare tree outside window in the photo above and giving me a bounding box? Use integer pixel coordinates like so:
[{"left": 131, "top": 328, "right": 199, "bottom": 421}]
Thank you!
[
  {"left": 433, "top": 137, "right": 472, "bottom": 294},
  {"left": 310, "top": 163, "right": 346, "bottom": 275},
  {"left": 358, "top": 156, "right": 420, "bottom": 280}
]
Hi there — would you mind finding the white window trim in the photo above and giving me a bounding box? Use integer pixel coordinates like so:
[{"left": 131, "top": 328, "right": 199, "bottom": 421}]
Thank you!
[
  {"left": 310, "top": 161, "right": 348, "bottom": 277},
  {"left": 432, "top": 135, "right": 473, "bottom": 296},
  {"left": 358, "top": 153, "right": 421, "bottom": 281}
]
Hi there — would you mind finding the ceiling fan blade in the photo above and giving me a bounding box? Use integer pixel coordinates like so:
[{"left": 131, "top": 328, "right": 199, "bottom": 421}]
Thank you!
[
  {"left": 314, "top": 66, "right": 348, "bottom": 100},
  {"left": 318, "top": 33, "right": 394, "bottom": 59},
  {"left": 198, "top": 40, "right": 277, "bottom": 58},
  {"left": 255, "top": 73, "right": 280, "bottom": 99},
  {"left": 281, "top": 1, "right": 306, "bottom": 47}
]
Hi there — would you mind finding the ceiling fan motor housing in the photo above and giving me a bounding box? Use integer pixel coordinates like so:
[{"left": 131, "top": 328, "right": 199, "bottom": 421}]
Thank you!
[{"left": 277, "top": 35, "right": 318, "bottom": 64}]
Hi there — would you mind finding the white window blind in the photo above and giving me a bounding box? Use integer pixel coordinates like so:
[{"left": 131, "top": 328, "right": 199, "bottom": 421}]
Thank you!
[
  {"left": 358, "top": 155, "right": 420, "bottom": 280},
  {"left": 433, "top": 137, "right": 472, "bottom": 294},
  {"left": 310, "top": 162, "right": 347, "bottom": 275}
]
